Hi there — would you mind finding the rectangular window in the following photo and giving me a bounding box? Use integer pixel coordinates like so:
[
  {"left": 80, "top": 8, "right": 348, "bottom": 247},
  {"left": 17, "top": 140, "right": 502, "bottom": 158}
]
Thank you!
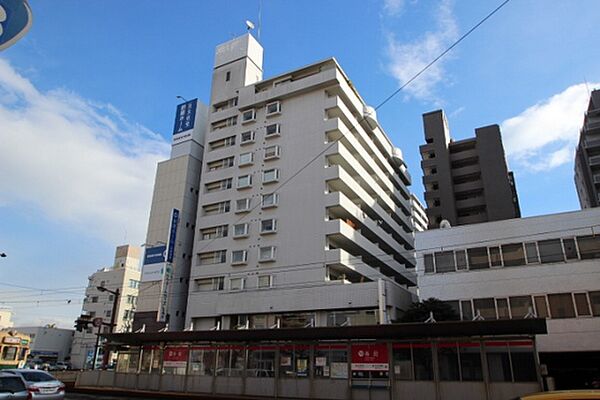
[
  {"left": 91, "top": 296, "right": 98, "bottom": 303},
  {"left": 196, "top": 277, "right": 224, "bottom": 291},
  {"left": 203, "top": 201, "right": 230, "bottom": 216},
  {"left": 413, "top": 346, "right": 434, "bottom": 380},
  {"left": 538, "top": 239, "right": 564, "bottom": 263},
  {"left": 207, "top": 156, "right": 234, "bottom": 171},
  {"left": 589, "top": 291, "right": 600, "bottom": 316},
  {"left": 533, "top": 295, "right": 548, "bottom": 318},
  {"left": 424, "top": 254, "right": 434, "bottom": 274},
  {"left": 240, "top": 130, "right": 255, "bottom": 145},
  {"left": 473, "top": 298, "right": 496, "bottom": 320},
  {"left": 209, "top": 135, "right": 236, "bottom": 151},
  {"left": 200, "top": 225, "right": 228, "bottom": 240},
  {"left": 211, "top": 116, "right": 237, "bottom": 131},
  {"left": 511, "top": 344, "right": 537, "bottom": 382},
  {"left": 496, "top": 298, "right": 510, "bottom": 319},
  {"left": 486, "top": 343, "right": 511, "bottom": 382},
  {"left": 239, "top": 152, "right": 254, "bottom": 166},
  {"left": 233, "top": 223, "right": 249, "bottom": 238},
  {"left": 261, "top": 193, "right": 279, "bottom": 208},
  {"left": 509, "top": 296, "right": 533, "bottom": 319},
  {"left": 231, "top": 250, "right": 248, "bottom": 265},
  {"left": 461, "top": 300, "right": 473, "bottom": 321},
  {"left": 216, "top": 347, "right": 245, "bottom": 377},
  {"left": 434, "top": 251, "right": 455, "bottom": 273},
  {"left": 265, "top": 123, "right": 280, "bottom": 137},
  {"left": 455, "top": 250, "right": 467, "bottom": 270},
  {"left": 263, "top": 168, "right": 280, "bottom": 183},
  {"left": 198, "top": 250, "right": 227, "bottom": 265},
  {"left": 237, "top": 174, "right": 252, "bottom": 189},
  {"left": 577, "top": 235, "right": 600, "bottom": 259},
  {"left": 525, "top": 242, "right": 539, "bottom": 264},
  {"left": 574, "top": 293, "right": 591, "bottom": 316},
  {"left": 438, "top": 343, "right": 460, "bottom": 381},
  {"left": 205, "top": 178, "right": 232, "bottom": 193},
  {"left": 230, "top": 278, "right": 245, "bottom": 291},
  {"left": 548, "top": 293, "right": 576, "bottom": 318},
  {"left": 489, "top": 247, "right": 502, "bottom": 267},
  {"left": 189, "top": 348, "right": 216, "bottom": 376},
  {"left": 259, "top": 246, "right": 277, "bottom": 262},
  {"left": 247, "top": 347, "right": 276, "bottom": 378},
  {"left": 235, "top": 198, "right": 251, "bottom": 213},
  {"left": 264, "top": 145, "right": 281, "bottom": 160},
  {"left": 392, "top": 345, "right": 412, "bottom": 380},
  {"left": 266, "top": 101, "right": 281, "bottom": 116},
  {"left": 459, "top": 344, "right": 483, "bottom": 381},
  {"left": 258, "top": 275, "right": 272, "bottom": 288},
  {"left": 241, "top": 109, "right": 256, "bottom": 123},
  {"left": 129, "top": 280, "right": 139, "bottom": 289},
  {"left": 467, "top": 247, "right": 489, "bottom": 270},
  {"left": 501, "top": 243, "right": 525, "bottom": 267},
  {"left": 563, "top": 238, "right": 578, "bottom": 260},
  {"left": 260, "top": 219, "right": 277, "bottom": 234}
]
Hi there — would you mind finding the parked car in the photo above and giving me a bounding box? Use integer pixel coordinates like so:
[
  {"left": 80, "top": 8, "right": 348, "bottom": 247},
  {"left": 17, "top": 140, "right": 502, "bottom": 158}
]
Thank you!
[
  {"left": 48, "top": 362, "right": 69, "bottom": 372},
  {"left": 0, "top": 372, "right": 29, "bottom": 400},
  {"left": 4, "top": 370, "right": 65, "bottom": 400}
]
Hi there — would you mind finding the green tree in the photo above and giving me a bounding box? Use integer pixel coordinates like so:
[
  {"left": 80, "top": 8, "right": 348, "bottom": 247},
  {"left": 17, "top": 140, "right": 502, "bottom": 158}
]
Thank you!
[{"left": 399, "top": 298, "right": 460, "bottom": 323}]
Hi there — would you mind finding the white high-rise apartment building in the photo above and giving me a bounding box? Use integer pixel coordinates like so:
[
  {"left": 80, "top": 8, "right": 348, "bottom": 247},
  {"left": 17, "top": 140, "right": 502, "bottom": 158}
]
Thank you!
[{"left": 186, "top": 34, "right": 417, "bottom": 330}]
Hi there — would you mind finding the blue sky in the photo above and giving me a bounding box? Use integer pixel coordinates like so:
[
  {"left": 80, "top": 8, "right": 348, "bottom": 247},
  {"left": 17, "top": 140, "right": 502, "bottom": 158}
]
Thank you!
[{"left": 1, "top": 0, "right": 599, "bottom": 327}]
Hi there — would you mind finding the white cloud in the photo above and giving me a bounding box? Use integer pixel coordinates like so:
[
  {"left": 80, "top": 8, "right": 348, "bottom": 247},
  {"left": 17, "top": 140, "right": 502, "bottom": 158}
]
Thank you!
[
  {"left": 385, "top": 0, "right": 458, "bottom": 102},
  {"left": 0, "top": 58, "right": 170, "bottom": 244},
  {"left": 501, "top": 83, "right": 599, "bottom": 172},
  {"left": 383, "top": 0, "right": 405, "bottom": 16}
]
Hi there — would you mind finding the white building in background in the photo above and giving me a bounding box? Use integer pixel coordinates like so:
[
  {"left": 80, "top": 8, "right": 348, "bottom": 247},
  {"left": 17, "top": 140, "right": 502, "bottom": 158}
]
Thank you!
[
  {"left": 416, "top": 208, "right": 600, "bottom": 388},
  {"left": 70, "top": 245, "right": 141, "bottom": 369},
  {"left": 184, "top": 33, "right": 418, "bottom": 331},
  {"left": 0, "top": 308, "right": 13, "bottom": 329},
  {"left": 410, "top": 194, "right": 428, "bottom": 232},
  {"left": 15, "top": 326, "right": 73, "bottom": 363}
]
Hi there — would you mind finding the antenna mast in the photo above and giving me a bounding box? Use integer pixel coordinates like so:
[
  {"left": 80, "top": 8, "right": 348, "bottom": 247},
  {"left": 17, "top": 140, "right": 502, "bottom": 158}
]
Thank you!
[{"left": 258, "top": 0, "right": 262, "bottom": 41}]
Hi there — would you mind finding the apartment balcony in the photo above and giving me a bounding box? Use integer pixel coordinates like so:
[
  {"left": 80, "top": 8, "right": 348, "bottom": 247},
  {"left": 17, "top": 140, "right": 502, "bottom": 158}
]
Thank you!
[
  {"left": 420, "top": 158, "right": 438, "bottom": 169},
  {"left": 589, "top": 155, "right": 600, "bottom": 166},
  {"left": 325, "top": 248, "right": 390, "bottom": 282},
  {"left": 456, "top": 213, "right": 487, "bottom": 225},
  {"left": 422, "top": 174, "right": 439, "bottom": 184},
  {"left": 593, "top": 175, "right": 600, "bottom": 185},
  {"left": 585, "top": 120, "right": 600, "bottom": 132},
  {"left": 419, "top": 143, "right": 436, "bottom": 154},
  {"left": 324, "top": 219, "right": 416, "bottom": 286},
  {"left": 451, "top": 164, "right": 481, "bottom": 178},
  {"left": 424, "top": 189, "right": 440, "bottom": 201},
  {"left": 453, "top": 179, "right": 484, "bottom": 193},
  {"left": 585, "top": 136, "right": 600, "bottom": 149},
  {"left": 455, "top": 196, "right": 486, "bottom": 210},
  {"left": 449, "top": 147, "right": 477, "bottom": 162}
]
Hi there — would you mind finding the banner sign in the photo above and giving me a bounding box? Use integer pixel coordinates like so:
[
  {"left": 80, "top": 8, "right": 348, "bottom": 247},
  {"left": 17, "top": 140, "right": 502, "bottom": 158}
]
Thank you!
[
  {"left": 351, "top": 344, "right": 389, "bottom": 371},
  {"left": 141, "top": 262, "right": 165, "bottom": 282},
  {"left": 141, "top": 245, "right": 167, "bottom": 282},
  {"left": 173, "top": 99, "right": 197, "bottom": 135},
  {"left": 2, "top": 336, "right": 20, "bottom": 344},
  {"left": 166, "top": 209, "right": 179, "bottom": 263},
  {"left": 163, "top": 346, "right": 189, "bottom": 368},
  {"left": 0, "top": 0, "right": 33, "bottom": 51},
  {"left": 157, "top": 264, "right": 172, "bottom": 323},
  {"left": 143, "top": 245, "right": 166, "bottom": 265}
]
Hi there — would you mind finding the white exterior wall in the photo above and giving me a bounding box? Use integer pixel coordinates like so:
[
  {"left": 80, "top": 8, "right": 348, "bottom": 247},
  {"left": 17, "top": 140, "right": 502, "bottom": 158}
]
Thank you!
[
  {"left": 416, "top": 208, "right": 600, "bottom": 353},
  {"left": 186, "top": 34, "right": 417, "bottom": 330},
  {"left": 0, "top": 308, "right": 13, "bottom": 329},
  {"left": 16, "top": 326, "right": 74, "bottom": 362}
]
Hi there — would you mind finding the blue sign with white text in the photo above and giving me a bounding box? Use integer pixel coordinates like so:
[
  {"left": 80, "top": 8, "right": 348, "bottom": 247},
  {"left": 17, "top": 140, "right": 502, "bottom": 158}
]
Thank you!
[
  {"left": 144, "top": 245, "right": 166, "bottom": 265},
  {"left": 0, "top": 0, "right": 33, "bottom": 51},
  {"left": 173, "top": 99, "right": 197, "bottom": 135},
  {"left": 166, "top": 209, "right": 179, "bottom": 263}
]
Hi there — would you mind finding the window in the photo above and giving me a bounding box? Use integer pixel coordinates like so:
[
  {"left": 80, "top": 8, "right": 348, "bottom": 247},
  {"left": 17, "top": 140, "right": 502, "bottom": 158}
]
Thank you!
[
  {"left": 424, "top": 254, "right": 434, "bottom": 273},
  {"left": 413, "top": 345, "right": 434, "bottom": 380},
  {"left": 434, "top": 251, "right": 455, "bottom": 273},
  {"left": 264, "top": 145, "right": 281, "bottom": 160},
  {"left": 260, "top": 219, "right": 277, "bottom": 234},
  {"left": 2, "top": 346, "right": 17, "bottom": 361},
  {"left": 496, "top": 298, "right": 510, "bottom": 319},
  {"left": 577, "top": 235, "right": 600, "bottom": 259},
  {"left": 196, "top": 277, "right": 224, "bottom": 291},
  {"left": 230, "top": 278, "right": 245, "bottom": 291},
  {"left": 129, "top": 279, "right": 139, "bottom": 289},
  {"left": 525, "top": 242, "right": 539, "bottom": 264},
  {"left": 213, "top": 97, "right": 238, "bottom": 112},
  {"left": 239, "top": 152, "right": 253, "bottom": 166},
  {"left": 538, "top": 239, "right": 564, "bottom": 263},
  {"left": 189, "top": 348, "right": 216, "bottom": 376},
  {"left": 203, "top": 201, "right": 230, "bottom": 216},
  {"left": 241, "top": 109, "right": 256, "bottom": 124},
  {"left": 105, "top": 310, "right": 112, "bottom": 318},
  {"left": 473, "top": 298, "right": 496, "bottom": 320},
  {"left": 533, "top": 296, "right": 549, "bottom": 318},
  {"left": 501, "top": 243, "right": 525, "bottom": 267},
  {"left": 279, "top": 345, "right": 309, "bottom": 378},
  {"left": 247, "top": 347, "right": 276, "bottom": 378},
  {"left": 266, "top": 101, "right": 281, "bottom": 116},
  {"left": 200, "top": 225, "right": 228, "bottom": 240},
  {"left": 438, "top": 343, "right": 459, "bottom": 381},
  {"left": 314, "top": 345, "right": 347, "bottom": 379},
  {"left": 509, "top": 296, "right": 533, "bottom": 318},
  {"left": 198, "top": 250, "right": 227, "bottom": 265},
  {"left": 548, "top": 293, "right": 576, "bottom": 318},
  {"left": 211, "top": 116, "right": 237, "bottom": 131},
  {"left": 467, "top": 247, "right": 489, "bottom": 270},
  {"left": 225, "top": 71, "right": 231, "bottom": 81},
  {"left": 232, "top": 199, "right": 250, "bottom": 214},
  {"left": 231, "top": 250, "right": 248, "bottom": 265},
  {"left": 233, "top": 223, "right": 249, "bottom": 238},
  {"left": 265, "top": 123, "right": 280, "bottom": 137},
  {"left": 486, "top": 343, "right": 511, "bottom": 382},
  {"left": 237, "top": 174, "right": 252, "bottom": 189},
  {"left": 258, "top": 275, "right": 272, "bottom": 288},
  {"left": 589, "top": 291, "right": 600, "bottom": 316},
  {"left": 574, "top": 293, "right": 591, "bottom": 316},
  {"left": 459, "top": 344, "right": 483, "bottom": 381},
  {"left": 262, "top": 168, "right": 280, "bottom": 183},
  {"left": 563, "top": 238, "right": 578, "bottom": 260},
  {"left": 510, "top": 345, "right": 537, "bottom": 382},
  {"left": 461, "top": 300, "right": 473, "bottom": 321},
  {"left": 489, "top": 247, "right": 502, "bottom": 267},
  {"left": 207, "top": 156, "right": 234, "bottom": 171},
  {"left": 455, "top": 250, "right": 467, "bottom": 270},
  {"left": 259, "top": 246, "right": 276, "bottom": 262},
  {"left": 261, "top": 193, "right": 279, "bottom": 208},
  {"left": 205, "top": 178, "right": 232, "bottom": 193},
  {"left": 209, "top": 135, "right": 236, "bottom": 151},
  {"left": 91, "top": 296, "right": 98, "bottom": 303},
  {"left": 240, "top": 131, "right": 255, "bottom": 145}
]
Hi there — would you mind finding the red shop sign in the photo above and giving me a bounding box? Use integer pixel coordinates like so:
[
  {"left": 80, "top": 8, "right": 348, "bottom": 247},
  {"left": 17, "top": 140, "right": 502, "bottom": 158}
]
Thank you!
[
  {"left": 351, "top": 343, "right": 389, "bottom": 371},
  {"left": 163, "top": 346, "right": 189, "bottom": 368}
]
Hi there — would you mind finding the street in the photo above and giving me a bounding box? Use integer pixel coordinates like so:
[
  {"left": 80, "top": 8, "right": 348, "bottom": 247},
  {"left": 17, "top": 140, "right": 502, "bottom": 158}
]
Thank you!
[{"left": 66, "top": 394, "right": 153, "bottom": 400}]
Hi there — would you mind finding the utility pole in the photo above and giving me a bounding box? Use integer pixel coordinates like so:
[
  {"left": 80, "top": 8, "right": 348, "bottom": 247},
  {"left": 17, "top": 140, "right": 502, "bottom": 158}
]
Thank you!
[{"left": 96, "top": 286, "right": 120, "bottom": 368}]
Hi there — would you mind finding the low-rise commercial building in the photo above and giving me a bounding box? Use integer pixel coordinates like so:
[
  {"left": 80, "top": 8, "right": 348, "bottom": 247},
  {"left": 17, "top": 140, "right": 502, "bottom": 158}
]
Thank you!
[
  {"left": 14, "top": 326, "right": 73, "bottom": 363},
  {"left": 416, "top": 208, "right": 600, "bottom": 389}
]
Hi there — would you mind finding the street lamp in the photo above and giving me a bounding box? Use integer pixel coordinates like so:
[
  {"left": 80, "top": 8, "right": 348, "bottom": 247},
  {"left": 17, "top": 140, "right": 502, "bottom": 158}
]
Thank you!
[
  {"left": 96, "top": 286, "right": 120, "bottom": 369},
  {"left": 176, "top": 95, "right": 188, "bottom": 102}
]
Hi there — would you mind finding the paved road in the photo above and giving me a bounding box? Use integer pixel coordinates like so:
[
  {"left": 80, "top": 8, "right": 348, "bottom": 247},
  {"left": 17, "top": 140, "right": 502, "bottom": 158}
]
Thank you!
[{"left": 66, "top": 394, "right": 154, "bottom": 400}]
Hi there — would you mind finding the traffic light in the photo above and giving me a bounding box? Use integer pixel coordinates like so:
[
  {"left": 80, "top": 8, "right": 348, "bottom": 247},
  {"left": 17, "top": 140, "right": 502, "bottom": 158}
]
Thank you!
[{"left": 74, "top": 315, "right": 92, "bottom": 332}]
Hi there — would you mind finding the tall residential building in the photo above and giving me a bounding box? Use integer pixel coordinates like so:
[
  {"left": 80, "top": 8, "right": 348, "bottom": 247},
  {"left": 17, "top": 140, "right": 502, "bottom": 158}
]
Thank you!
[
  {"left": 0, "top": 308, "right": 13, "bottom": 329},
  {"left": 410, "top": 194, "right": 428, "bottom": 232},
  {"left": 415, "top": 208, "right": 600, "bottom": 389},
  {"left": 185, "top": 34, "right": 417, "bottom": 331},
  {"left": 70, "top": 245, "right": 141, "bottom": 369},
  {"left": 420, "top": 110, "right": 520, "bottom": 229},
  {"left": 575, "top": 89, "right": 600, "bottom": 208},
  {"left": 133, "top": 98, "right": 208, "bottom": 332}
]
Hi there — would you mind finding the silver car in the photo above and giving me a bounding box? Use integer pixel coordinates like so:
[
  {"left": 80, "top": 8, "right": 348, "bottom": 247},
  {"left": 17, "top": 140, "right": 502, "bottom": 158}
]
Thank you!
[
  {"left": 4, "top": 370, "right": 64, "bottom": 400},
  {"left": 0, "top": 372, "right": 29, "bottom": 400}
]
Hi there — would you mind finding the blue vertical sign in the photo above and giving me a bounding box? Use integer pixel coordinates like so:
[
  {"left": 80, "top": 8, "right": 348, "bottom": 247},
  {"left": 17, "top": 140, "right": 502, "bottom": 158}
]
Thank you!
[
  {"left": 173, "top": 99, "right": 197, "bottom": 134},
  {"left": 166, "top": 209, "right": 179, "bottom": 263},
  {"left": 0, "top": 0, "right": 33, "bottom": 51}
]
